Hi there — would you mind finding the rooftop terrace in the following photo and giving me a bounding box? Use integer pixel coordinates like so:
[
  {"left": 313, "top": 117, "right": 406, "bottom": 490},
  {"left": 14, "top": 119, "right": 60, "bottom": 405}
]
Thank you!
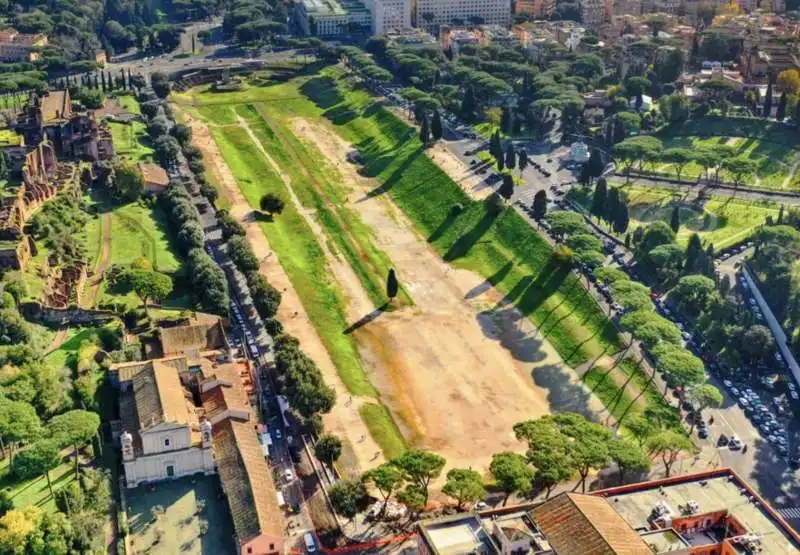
[
  {"left": 601, "top": 474, "right": 800, "bottom": 554},
  {"left": 302, "top": 0, "right": 369, "bottom": 16}
]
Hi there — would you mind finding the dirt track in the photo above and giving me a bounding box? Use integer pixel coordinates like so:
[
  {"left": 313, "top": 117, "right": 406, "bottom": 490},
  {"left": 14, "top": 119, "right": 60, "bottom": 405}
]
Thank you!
[
  {"left": 182, "top": 111, "right": 385, "bottom": 475},
  {"left": 291, "top": 118, "right": 605, "bottom": 473}
]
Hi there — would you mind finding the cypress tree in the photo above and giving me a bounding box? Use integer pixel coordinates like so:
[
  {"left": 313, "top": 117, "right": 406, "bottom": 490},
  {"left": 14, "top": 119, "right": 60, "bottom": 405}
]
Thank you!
[
  {"left": 614, "top": 202, "right": 630, "bottom": 234},
  {"left": 461, "top": 86, "right": 475, "bottom": 120},
  {"left": 604, "top": 187, "right": 619, "bottom": 225},
  {"left": 670, "top": 204, "right": 681, "bottom": 233},
  {"left": 591, "top": 177, "right": 607, "bottom": 218},
  {"left": 505, "top": 143, "right": 516, "bottom": 170},
  {"left": 777, "top": 92, "right": 787, "bottom": 121},
  {"left": 100, "top": 72, "right": 106, "bottom": 91},
  {"left": 588, "top": 148, "right": 604, "bottom": 177},
  {"left": 386, "top": 269, "right": 398, "bottom": 300},
  {"left": 764, "top": 75, "right": 774, "bottom": 117},
  {"left": 419, "top": 114, "right": 430, "bottom": 146},
  {"left": 685, "top": 232, "right": 702, "bottom": 272},
  {"left": 431, "top": 110, "right": 443, "bottom": 141},
  {"left": 532, "top": 190, "right": 547, "bottom": 220}
]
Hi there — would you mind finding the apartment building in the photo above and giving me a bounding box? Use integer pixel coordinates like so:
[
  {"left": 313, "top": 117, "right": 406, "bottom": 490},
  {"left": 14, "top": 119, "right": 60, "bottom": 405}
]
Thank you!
[
  {"left": 580, "top": 0, "right": 610, "bottom": 28},
  {"left": 363, "top": 0, "right": 412, "bottom": 34},
  {"left": 415, "top": 0, "right": 511, "bottom": 31},
  {"left": 293, "top": 0, "right": 373, "bottom": 36},
  {"left": 515, "top": 0, "right": 555, "bottom": 20},
  {"left": 0, "top": 28, "right": 47, "bottom": 62}
]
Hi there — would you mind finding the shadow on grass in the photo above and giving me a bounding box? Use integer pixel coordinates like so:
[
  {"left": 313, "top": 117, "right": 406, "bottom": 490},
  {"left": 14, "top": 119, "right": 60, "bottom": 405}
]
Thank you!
[
  {"left": 344, "top": 303, "right": 389, "bottom": 334},
  {"left": 365, "top": 146, "right": 424, "bottom": 199},
  {"left": 444, "top": 207, "right": 500, "bottom": 262},
  {"left": 300, "top": 76, "right": 344, "bottom": 109},
  {"left": 464, "top": 260, "right": 514, "bottom": 300}
]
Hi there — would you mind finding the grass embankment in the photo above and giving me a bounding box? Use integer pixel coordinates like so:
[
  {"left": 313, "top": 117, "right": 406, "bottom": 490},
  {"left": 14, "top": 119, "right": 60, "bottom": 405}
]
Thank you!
[
  {"left": 0, "top": 455, "right": 76, "bottom": 513},
  {"left": 583, "top": 358, "right": 680, "bottom": 432},
  {"left": 302, "top": 71, "right": 621, "bottom": 365},
  {"left": 206, "top": 119, "right": 377, "bottom": 396},
  {"left": 359, "top": 403, "right": 407, "bottom": 460}
]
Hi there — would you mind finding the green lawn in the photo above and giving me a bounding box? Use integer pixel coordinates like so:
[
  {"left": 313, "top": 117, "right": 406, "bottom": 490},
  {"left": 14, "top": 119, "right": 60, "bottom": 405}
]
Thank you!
[
  {"left": 0, "top": 454, "right": 76, "bottom": 514},
  {"left": 114, "top": 94, "right": 141, "bottom": 115},
  {"left": 109, "top": 120, "right": 154, "bottom": 163},
  {"left": 79, "top": 195, "right": 188, "bottom": 309},
  {"left": 614, "top": 185, "right": 778, "bottom": 249},
  {"left": 359, "top": 403, "right": 407, "bottom": 460},
  {"left": 651, "top": 119, "right": 800, "bottom": 190}
]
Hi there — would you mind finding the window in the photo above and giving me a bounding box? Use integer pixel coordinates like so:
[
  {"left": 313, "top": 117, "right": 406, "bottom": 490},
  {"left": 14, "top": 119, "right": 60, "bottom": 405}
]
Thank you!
[
  {"left": 247, "top": 548, "right": 253, "bottom": 554},
  {"left": 164, "top": 438, "right": 170, "bottom": 447}
]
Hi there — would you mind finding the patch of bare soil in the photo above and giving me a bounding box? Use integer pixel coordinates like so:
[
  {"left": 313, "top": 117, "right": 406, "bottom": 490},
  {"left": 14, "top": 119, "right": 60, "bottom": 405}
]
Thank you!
[
  {"left": 181, "top": 109, "right": 385, "bottom": 475},
  {"left": 427, "top": 143, "right": 492, "bottom": 201},
  {"left": 290, "top": 118, "right": 598, "bottom": 474}
]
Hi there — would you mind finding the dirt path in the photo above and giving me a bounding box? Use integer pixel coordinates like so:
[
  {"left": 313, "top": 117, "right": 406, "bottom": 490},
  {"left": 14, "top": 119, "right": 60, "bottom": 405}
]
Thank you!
[
  {"left": 182, "top": 110, "right": 386, "bottom": 474},
  {"left": 84, "top": 212, "right": 112, "bottom": 307},
  {"left": 291, "top": 118, "right": 604, "bottom": 474},
  {"left": 44, "top": 327, "right": 68, "bottom": 356},
  {"left": 428, "top": 143, "right": 493, "bottom": 201}
]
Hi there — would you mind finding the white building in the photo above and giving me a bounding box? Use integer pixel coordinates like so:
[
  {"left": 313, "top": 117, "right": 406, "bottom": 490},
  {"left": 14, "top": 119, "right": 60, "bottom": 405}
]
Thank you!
[
  {"left": 415, "top": 0, "right": 511, "bottom": 32},
  {"left": 364, "top": 0, "right": 412, "bottom": 34},
  {"left": 294, "top": 0, "right": 373, "bottom": 36},
  {"left": 579, "top": 0, "right": 608, "bottom": 28},
  {"left": 117, "top": 357, "right": 216, "bottom": 487}
]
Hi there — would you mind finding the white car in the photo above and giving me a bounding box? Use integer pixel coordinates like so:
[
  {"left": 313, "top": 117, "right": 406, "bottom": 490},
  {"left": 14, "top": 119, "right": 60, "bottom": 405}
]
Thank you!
[
  {"left": 723, "top": 379, "right": 733, "bottom": 388},
  {"left": 283, "top": 469, "right": 294, "bottom": 482},
  {"left": 728, "top": 436, "right": 743, "bottom": 450}
]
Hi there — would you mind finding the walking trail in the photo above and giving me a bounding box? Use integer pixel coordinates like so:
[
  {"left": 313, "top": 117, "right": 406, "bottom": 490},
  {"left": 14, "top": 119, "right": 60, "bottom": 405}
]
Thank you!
[{"left": 84, "top": 212, "right": 112, "bottom": 308}]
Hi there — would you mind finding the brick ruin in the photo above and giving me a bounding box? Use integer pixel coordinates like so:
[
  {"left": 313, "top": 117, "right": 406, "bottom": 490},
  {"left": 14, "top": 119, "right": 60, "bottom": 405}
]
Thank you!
[{"left": 0, "top": 90, "right": 116, "bottom": 302}]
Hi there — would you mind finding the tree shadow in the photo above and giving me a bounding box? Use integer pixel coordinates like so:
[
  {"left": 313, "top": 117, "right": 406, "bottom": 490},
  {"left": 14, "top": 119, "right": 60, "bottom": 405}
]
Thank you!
[
  {"left": 364, "top": 146, "right": 424, "bottom": 198},
  {"left": 428, "top": 210, "right": 462, "bottom": 245},
  {"left": 475, "top": 306, "right": 548, "bottom": 363},
  {"left": 533, "top": 363, "right": 595, "bottom": 419},
  {"left": 300, "top": 76, "right": 344, "bottom": 109},
  {"left": 344, "top": 304, "right": 389, "bottom": 334},
  {"left": 444, "top": 208, "right": 500, "bottom": 262},
  {"left": 465, "top": 260, "right": 514, "bottom": 300}
]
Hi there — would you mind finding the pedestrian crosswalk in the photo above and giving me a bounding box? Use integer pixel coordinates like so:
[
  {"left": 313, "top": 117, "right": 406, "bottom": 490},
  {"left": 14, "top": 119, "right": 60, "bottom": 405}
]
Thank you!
[{"left": 777, "top": 507, "right": 800, "bottom": 520}]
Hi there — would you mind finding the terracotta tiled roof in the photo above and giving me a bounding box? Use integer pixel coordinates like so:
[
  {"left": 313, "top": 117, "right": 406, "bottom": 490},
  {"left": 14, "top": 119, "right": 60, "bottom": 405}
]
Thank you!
[
  {"left": 113, "top": 356, "right": 193, "bottom": 431},
  {"left": 201, "top": 364, "right": 252, "bottom": 422},
  {"left": 531, "top": 493, "right": 651, "bottom": 555},
  {"left": 213, "top": 418, "right": 282, "bottom": 546},
  {"left": 138, "top": 163, "right": 169, "bottom": 188},
  {"left": 160, "top": 318, "right": 227, "bottom": 358}
]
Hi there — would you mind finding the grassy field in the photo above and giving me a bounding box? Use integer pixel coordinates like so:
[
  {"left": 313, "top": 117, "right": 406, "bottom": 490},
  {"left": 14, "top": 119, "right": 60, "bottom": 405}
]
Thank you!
[
  {"left": 115, "top": 94, "right": 141, "bottom": 115},
  {"left": 79, "top": 195, "right": 188, "bottom": 309},
  {"left": 0, "top": 454, "right": 76, "bottom": 513},
  {"left": 652, "top": 119, "right": 800, "bottom": 190},
  {"left": 614, "top": 185, "right": 778, "bottom": 249},
  {"left": 109, "top": 120, "right": 154, "bottom": 163}
]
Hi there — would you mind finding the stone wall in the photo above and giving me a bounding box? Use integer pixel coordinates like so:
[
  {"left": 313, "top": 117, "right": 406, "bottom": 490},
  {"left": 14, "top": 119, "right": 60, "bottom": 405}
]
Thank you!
[{"left": 20, "top": 302, "right": 118, "bottom": 325}]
